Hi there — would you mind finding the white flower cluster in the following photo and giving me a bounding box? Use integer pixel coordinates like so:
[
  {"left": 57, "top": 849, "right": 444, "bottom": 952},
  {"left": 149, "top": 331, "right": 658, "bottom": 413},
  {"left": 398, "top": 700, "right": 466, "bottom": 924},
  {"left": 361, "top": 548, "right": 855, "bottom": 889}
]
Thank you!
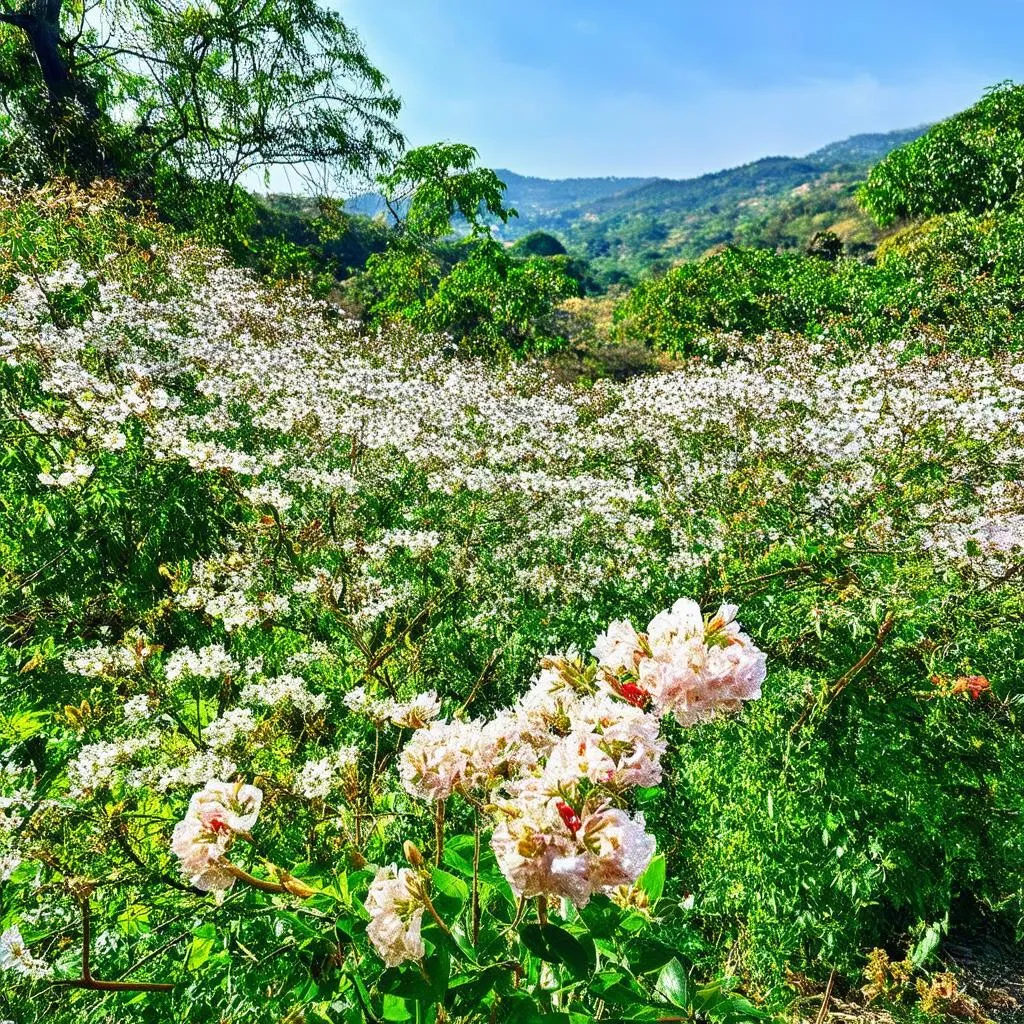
[
  {"left": 63, "top": 641, "right": 149, "bottom": 678},
  {"left": 122, "top": 694, "right": 154, "bottom": 724},
  {"left": 203, "top": 708, "right": 259, "bottom": 750},
  {"left": 343, "top": 687, "right": 442, "bottom": 729},
  {"left": 155, "top": 751, "right": 238, "bottom": 794},
  {"left": 594, "top": 599, "right": 766, "bottom": 726},
  {"left": 67, "top": 731, "right": 162, "bottom": 797},
  {"left": 0, "top": 925, "right": 50, "bottom": 979},
  {"left": 242, "top": 481, "right": 294, "bottom": 512},
  {"left": 238, "top": 673, "right": 327, "bottom": 715},
  {"left": 292, "top": 746, "right": 359, "bottom": 801},
  {"left": 177, "top": 556, "right": 290, "bottom": 631},
  {"left": 170, "top": 780, "right": 262, "bottom": 892},
  {"left": 37, "top": 460, "right": 94, "bottom": 488},
  {"left": 164, "top": 643, "right": 240, "bottom": 682},
  {"left": 10, "top": 224, "right": 1022, "bottom": 646}
]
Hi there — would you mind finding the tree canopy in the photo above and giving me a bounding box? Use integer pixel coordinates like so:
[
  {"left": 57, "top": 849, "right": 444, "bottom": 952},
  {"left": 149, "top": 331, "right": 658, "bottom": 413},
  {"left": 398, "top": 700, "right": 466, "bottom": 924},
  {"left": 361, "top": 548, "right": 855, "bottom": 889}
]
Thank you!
[
  {"left": 0, "top": 0, "right": 402, "bottom": 186},
  {"left": 859, "top": 81, "right": 1024, "bottom": 225}
]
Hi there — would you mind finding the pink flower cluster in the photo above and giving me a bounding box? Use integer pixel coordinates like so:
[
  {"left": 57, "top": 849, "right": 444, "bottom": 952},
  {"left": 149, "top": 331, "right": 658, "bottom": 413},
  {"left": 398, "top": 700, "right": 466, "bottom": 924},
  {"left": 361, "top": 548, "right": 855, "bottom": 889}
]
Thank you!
[
  {"left": 364, "top": 866, "right": 427, "bottom": 968},
  {"left": 387, "top": 599, "right": 765, "bottom": 930},
  {"left": 170, "top": 780, "right": 262, "bottom": 892},
  {"left": 594, "top": 599, "right": 765, "bottom": 727}
]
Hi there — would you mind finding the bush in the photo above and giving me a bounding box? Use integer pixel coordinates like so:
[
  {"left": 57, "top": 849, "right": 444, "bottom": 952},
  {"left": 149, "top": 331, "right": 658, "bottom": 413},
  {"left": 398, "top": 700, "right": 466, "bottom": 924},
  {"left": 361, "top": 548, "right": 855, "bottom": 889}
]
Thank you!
[
  {"left": 612, "top": 248, "right": 879, "bottom": 357},
  {"left": 614, "top": 208, "right": 1024, "bottom": 358},
  {"left": 860, "top": 81, "right": 1024, "bottom": 225}
]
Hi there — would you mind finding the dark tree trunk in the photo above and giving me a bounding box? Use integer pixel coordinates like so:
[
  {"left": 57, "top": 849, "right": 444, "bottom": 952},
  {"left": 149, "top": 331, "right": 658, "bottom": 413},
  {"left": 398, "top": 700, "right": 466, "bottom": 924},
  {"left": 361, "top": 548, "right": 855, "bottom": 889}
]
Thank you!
[
  {"left": 24, "top": 4, "right": 73, "bottom": 103},
  {"left": 0, "top": 0, "right": 99, "bottom": 116}
]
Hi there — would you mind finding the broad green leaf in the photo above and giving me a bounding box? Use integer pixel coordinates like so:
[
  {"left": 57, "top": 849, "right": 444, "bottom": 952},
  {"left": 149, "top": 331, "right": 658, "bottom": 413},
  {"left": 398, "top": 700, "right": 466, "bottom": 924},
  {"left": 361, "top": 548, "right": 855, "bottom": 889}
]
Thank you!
[
  {"left": 520, "top": 923, "right": 595, "bottom": 979},
  {"left": 656, "top": 958, "right": 690, "bottom": 1009},
  {"left": 186, "top": 922, "right": 217, "bottom": 970},
  {"left": 637, "top": 855, "right": 666, "bottom": 904},
  {"left": 382, "top": 993, "right": 412, "bottom": 1021}
]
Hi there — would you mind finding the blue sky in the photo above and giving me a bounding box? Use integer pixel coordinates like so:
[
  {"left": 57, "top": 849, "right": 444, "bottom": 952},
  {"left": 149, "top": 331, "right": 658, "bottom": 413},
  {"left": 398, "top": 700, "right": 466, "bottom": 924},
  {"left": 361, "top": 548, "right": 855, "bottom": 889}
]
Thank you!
[{"left": 339, "top": 0, "right": 1024, "bottom": 180}]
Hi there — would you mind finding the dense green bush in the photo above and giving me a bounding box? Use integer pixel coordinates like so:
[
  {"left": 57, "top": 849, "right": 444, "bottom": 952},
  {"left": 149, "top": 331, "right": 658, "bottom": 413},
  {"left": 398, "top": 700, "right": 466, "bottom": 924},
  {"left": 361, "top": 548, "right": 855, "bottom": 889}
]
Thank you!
[
  {"left": 860, "top": 81, "right": 1024, "bottom": 225},
  {"left": 611, "top": 247, "right": 877, "bottom": 357},
  {"left": 613, "top": 207, "right": 1024, "bottom": 358}
]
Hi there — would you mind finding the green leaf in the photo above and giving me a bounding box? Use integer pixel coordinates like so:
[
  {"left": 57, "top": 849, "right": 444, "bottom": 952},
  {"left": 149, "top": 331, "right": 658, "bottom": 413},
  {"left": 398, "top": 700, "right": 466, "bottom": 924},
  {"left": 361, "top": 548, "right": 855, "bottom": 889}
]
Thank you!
[
  {"left": 579, "top": 899, "right": 626, "bottom": 938},
  {"left": 627, "top": 937, "right": 679, "bottom": 975},
  {"left": 656, "top": 958, "right": 690, "bottom": 1009},
  {"left": 448, "top": 965, "right": 504, "bottom": 1011},
  {"left": 276, "top": 910, "right": 322, "bottom": 943},
  {"left": 911, "top": 914, "right": 949, "bottom": 968},
  {"left": 429, "top": 866, "right": 468, "bottom": 919},
  {"left": 379, "top": 966, "right": 434, "bottom": 1002},
  {"left": 186, "top": 922, "right": 217, "bottom": 970},
  {"left": 423, "top": 941, "right": 451, "bottom": 1001},
  {"left": 637, "top": 855, "right": 666, "bottom": 904},
  {"left": 382, "top": 994, "right": 412, "bottom": 1021},
  {"left": 520, "top": 923, "right": 595, "bottom": 979}
]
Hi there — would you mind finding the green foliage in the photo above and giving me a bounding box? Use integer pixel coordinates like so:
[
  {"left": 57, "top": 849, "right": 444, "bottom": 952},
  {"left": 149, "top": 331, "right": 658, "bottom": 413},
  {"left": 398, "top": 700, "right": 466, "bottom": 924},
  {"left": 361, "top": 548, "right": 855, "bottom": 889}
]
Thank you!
[
  {"left": 0, "top": 0, "right": 402, "bottom": 190},
  {"left": 378, "top": 142, "right": 515, "bottom": 240},
  {"left": 860, "top": 82, "right": 1024, "bottom": 225},
  {"left": 254, "top": 194, "right": 391, "bottom": 278},
  {"left": 3, "top": 87, "right": 1024, "bottom": 1024},
  {"left": 358, "top": 144, "right": 579, "bottom": 356},
  {"left": 612, "top": 247, "right": 870, "bottom": 357},
  {"left": 511, "top": 231, "right": 568, "bottom": 257},
  {"left": 421, "top": 239, "right": 580, "bottom": 356},
  {"left": 614, "top": 203, "right": 1024, "bottom": 358}
]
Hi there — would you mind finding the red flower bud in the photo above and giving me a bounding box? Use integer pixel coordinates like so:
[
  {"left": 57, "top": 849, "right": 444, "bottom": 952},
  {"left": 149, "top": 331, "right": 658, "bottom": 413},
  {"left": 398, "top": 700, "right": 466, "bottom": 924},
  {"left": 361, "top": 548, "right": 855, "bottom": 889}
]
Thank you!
[
  {"left": 556, "top": 800, "right": 582, "bottom": 834},
  {"left": 620, "top": 682, "right": 650, "bottom": 708}
]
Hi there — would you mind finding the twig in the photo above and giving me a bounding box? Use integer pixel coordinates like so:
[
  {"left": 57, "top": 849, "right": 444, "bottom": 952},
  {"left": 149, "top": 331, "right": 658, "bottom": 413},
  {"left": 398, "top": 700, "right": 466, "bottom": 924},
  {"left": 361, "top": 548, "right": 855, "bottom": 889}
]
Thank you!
[
  {"left": 53, "top": 896, "right": 175, "bottom": 992},
  {"left": 814, "top": 970, "right": 837, "bottom": 1024},
  {"left": 457, "top": 648, "right": 503, "bottom": 717},
  {"left": 434, "top": 800, "right": 445, "bottom": 866},
  {"left": 791, "top": 613, "right": 896, "bottom": 736},
  {"left": 472, "top": 817, "right": 481, "bottom": 947}
]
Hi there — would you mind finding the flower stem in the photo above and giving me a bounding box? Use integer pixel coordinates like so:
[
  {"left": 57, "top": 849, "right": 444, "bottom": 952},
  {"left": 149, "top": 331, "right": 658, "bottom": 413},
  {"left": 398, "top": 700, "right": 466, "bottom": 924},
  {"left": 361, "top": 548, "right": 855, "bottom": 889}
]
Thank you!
[{"left": 421, "top": 891, "right": 452, "bottom": 937}]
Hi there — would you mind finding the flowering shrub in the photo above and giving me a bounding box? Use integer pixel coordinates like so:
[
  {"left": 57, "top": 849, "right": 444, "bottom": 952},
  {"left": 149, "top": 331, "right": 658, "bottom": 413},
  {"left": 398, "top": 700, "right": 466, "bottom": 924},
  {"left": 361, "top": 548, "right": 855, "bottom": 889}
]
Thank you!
[{"left": 0, "top": 180, "right": 1022, "bottom": 1022}]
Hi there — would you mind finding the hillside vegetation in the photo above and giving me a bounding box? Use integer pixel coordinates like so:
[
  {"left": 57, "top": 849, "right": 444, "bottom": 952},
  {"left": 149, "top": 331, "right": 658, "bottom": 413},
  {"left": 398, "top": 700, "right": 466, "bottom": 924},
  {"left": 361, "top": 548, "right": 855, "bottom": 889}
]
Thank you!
[
  {"left": 515, "top": 127, "right": 926, "bottom": 274},
  {"left": 322, "top": 126, "right": 926, "bottom": 288},
  {"left": 0, "top": 9, "right": 1022, "bottom": 1021}
]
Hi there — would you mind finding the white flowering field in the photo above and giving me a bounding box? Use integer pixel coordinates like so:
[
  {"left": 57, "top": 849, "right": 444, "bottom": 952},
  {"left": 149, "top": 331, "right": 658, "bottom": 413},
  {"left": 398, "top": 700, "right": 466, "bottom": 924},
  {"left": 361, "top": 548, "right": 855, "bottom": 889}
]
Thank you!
[{"left": 1, "top": 182, "right": 1022, "bottom": 1024}]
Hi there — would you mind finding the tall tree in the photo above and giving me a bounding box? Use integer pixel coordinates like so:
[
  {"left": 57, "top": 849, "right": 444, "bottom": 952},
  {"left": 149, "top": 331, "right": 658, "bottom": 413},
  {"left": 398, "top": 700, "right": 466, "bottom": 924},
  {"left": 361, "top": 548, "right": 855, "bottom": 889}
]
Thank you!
[{"left": 0, "top": 0, "right": 402, "bottom": 186}]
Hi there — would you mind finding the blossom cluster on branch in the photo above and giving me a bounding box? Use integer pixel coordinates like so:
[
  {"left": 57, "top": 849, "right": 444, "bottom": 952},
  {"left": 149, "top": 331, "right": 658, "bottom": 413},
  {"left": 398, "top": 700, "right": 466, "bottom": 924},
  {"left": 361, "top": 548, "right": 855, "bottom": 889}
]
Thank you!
[{"left": 363, "top": 599, "right": 765, "bottom": 965}]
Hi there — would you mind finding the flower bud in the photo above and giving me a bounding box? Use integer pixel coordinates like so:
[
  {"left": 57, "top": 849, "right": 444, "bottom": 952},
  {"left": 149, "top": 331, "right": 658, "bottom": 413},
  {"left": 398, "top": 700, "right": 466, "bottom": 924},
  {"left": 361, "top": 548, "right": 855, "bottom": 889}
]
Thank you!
[{"left": 403, "top": 840, "right": 424, "bottom": 867}]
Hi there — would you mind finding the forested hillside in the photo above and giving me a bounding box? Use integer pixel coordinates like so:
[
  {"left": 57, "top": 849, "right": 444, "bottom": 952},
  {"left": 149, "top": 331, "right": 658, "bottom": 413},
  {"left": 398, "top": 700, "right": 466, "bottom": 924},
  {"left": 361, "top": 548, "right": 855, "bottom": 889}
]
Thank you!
[
  {"left": 305, "top": 125, "right": 927, "bottom": 286},
  {"left": 493, "top": 127, "right": 928, "bottom": 276}
]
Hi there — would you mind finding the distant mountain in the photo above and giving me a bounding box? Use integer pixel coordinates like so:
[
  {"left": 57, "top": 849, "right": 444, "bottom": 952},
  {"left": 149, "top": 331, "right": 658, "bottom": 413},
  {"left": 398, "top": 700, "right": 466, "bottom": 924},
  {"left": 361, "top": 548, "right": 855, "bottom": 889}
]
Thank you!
[
  {"left": 486, "top": 126, "right": 930, "bottom": 277},
  {"left": 330, "top": 124, "right": 930, "bottom": 287},
  {"left": 342, "top": 171, "right": 655, "bottom": 222},
  {"left": 805, "top": 126, "right": 929, "bottom": 165},
  {"left": 490, "top": 171, "right": 655, "bottom": 218}
]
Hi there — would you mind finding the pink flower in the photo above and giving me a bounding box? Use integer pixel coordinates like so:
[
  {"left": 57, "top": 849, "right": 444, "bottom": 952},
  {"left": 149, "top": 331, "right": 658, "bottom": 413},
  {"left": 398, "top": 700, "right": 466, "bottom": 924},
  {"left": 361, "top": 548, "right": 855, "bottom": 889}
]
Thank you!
[
  {"left": 491, "top": 815, "right": 593, "bottom": 906},
  {"left": 581, "top": 808, "right": 656, "bottom": 892},
  {"left": 638, "top": 601, "right": 765, "bottom": 727},
  {"left": 187, "top": 780, "right": 263, "bottom": 834},
  {"left": 170, "top": 814, "right": 238, "bottom": 892},
  {"left": 592, "top": 619, "right": 643, "bottom": 674},
  {"left": 171, "top": 780, "right": 263, "bottom": 891},
  {"left": 364, "top": 866, "right": 426, "bottom": 967}
]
